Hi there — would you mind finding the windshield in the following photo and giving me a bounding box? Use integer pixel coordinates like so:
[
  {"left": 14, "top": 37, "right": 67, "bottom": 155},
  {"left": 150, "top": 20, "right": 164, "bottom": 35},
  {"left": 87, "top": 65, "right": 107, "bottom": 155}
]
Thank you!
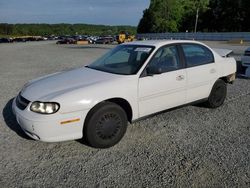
[{"left": 87, "top": 45, "right": 155, "bottom": 75}]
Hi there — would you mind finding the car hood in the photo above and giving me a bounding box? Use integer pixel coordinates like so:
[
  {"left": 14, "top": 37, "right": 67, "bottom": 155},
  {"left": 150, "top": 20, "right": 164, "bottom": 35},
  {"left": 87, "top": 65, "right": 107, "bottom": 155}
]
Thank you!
[{"left": 21, "top": 67, "right": 121, "bottom": 101}]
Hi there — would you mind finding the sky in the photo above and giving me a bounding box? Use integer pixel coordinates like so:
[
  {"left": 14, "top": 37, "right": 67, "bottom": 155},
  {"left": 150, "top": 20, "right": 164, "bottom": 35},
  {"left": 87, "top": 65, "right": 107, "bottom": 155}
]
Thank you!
[{"left": 0, "top": 0, "right": 150, "bottom": 26}]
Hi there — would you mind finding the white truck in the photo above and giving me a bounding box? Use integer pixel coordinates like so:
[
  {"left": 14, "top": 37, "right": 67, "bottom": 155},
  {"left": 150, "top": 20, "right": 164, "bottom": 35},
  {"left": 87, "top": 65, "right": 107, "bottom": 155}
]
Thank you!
[{"left": 13, "top": 40, "right": 236, "bottom": 148}]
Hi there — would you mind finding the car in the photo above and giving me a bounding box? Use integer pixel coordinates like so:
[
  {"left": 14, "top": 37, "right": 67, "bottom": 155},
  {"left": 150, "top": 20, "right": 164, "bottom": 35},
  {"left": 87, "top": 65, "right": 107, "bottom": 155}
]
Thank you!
[
  {"left": 240, "top": 47, "right": 250, "bottom": 77},
  {"left": 12, "top": 40, "right": 236, "bottom": 148},
  {"left": 95, "top": 37, "right": 114, "bottom": 44},
  {"left": 88, "top": 36, "right": 99, "bottom": 44},
  {"left": 56, "top": 38, "right": 76, "bottom": 44},
  {"left": 0, "top": 37, "right": 13, "bottom": 43},
  {"left": 13, "top": 37, "right": 27, "bottom": 42}
]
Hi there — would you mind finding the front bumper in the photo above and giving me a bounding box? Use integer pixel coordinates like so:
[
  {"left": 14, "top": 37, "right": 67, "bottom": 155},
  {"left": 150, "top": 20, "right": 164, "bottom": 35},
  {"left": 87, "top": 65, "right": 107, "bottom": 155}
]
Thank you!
[{"left": 12, "top": 97, "right": 88, "bottom": 142}]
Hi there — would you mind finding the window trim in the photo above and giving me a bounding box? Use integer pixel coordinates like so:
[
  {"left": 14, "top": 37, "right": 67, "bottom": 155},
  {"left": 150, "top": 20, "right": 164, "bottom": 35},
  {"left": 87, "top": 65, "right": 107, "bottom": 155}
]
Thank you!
[{"left": 180, "top": 43, "right": 215, "bottom": 68}]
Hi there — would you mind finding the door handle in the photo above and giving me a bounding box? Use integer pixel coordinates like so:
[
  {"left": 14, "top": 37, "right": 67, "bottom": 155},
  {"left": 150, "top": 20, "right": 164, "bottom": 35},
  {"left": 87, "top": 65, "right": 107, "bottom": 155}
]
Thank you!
[{"left": 176, "top": 75, "right": 185, "bottom": 81}]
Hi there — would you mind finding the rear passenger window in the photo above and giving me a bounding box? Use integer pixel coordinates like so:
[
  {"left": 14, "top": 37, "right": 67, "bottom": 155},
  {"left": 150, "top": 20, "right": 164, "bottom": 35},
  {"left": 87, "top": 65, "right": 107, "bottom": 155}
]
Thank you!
[{"left": 182, "top": 44, "right": 214, "bottom": 67}]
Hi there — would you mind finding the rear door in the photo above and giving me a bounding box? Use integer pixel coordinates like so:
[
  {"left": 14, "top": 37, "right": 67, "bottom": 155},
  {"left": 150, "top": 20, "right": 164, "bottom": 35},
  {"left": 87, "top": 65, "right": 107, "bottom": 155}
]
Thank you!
[
  {"left": 138, "top": 45, "right": 187, "bottom": 117},
  {"left": 181, "top": 44, "right": 218, "bottom": 103}
]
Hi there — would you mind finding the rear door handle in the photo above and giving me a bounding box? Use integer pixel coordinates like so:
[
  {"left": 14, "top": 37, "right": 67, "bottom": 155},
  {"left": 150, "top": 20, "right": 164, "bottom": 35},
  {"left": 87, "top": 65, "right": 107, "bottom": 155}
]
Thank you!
[{"left": 176, "top": 75, "right": 185, "bottom": 81}]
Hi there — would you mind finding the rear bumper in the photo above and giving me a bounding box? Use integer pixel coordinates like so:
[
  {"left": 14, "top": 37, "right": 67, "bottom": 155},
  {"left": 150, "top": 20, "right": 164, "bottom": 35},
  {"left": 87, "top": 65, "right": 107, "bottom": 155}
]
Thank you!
[
  {"left": 226, "top": 73, "right": 236, "bottom": 83},
  {"left": 12, "top": 97, "right": 88, "bottom": 142}
]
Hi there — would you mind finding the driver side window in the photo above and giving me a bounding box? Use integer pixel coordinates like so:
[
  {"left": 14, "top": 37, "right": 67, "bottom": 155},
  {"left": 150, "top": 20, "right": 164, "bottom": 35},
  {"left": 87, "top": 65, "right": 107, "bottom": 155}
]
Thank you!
[{"left": 147, "top": 45, "right": 181, "bottom": 73}]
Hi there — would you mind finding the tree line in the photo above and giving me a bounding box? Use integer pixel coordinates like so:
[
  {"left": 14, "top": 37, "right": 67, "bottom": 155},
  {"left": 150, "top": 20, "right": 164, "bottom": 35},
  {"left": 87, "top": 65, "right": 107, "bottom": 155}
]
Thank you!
[
  {"left": 1, "top": 0, "right": 249, "bottom": 36},
  {"left": 137, "top": 0, "right": 250, "bottom": 33},
  {"left": 0, "top": 23, "right": 137, "bottom": 37}
]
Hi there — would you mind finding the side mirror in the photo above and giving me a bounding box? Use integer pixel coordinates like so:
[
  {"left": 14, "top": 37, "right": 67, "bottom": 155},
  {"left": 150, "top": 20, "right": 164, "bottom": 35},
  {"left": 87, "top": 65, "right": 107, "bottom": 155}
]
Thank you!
[{"left": 146, "top": 66, "right": 163, "bottom": 76}]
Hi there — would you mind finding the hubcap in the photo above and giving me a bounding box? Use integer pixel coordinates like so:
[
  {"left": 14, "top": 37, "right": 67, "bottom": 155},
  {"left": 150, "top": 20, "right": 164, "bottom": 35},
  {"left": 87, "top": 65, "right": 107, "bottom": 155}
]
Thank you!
[{"left": 95, "top": 112, "right": 122, "bottom": 140}]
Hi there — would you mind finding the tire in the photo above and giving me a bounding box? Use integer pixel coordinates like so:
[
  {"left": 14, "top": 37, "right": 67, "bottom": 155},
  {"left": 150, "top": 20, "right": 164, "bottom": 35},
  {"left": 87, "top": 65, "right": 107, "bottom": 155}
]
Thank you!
[
  {"left": 83, "top": 102, "right": 128, "bottom": 148},
  {"left": 206, "top": 79, "right": 227, "bottom": 108}
]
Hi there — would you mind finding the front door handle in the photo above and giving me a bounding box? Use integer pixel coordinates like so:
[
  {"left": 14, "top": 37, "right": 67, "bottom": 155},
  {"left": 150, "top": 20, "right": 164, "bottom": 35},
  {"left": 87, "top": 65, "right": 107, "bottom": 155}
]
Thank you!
[{"left": 176, "top": 75, "right": 185, "bottom": 81}]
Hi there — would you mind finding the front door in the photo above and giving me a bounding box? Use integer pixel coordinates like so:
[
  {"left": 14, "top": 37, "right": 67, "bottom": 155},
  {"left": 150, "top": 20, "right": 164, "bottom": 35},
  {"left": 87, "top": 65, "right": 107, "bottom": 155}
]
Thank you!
[{"left": 138, "top": 45, "right": 187, "bottom": 117}]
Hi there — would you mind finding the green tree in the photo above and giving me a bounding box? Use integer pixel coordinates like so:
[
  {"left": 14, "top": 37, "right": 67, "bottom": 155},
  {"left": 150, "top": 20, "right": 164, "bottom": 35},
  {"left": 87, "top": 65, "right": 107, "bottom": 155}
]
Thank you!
[
  {"left": 138, "top": 0, "right": 184, "bottom": 33},
  {"left": 179, "top": 0, "right": 209, "bottom": 32},
  {"left": 137, "top": 0, "right": 210, "bottom": 33},
  {"left": 0, "top": 24, "right": 137, "bottom": 37},
  {"left": 137, "top": 8, "right": 156, "bottom": 33},
  {"left": 198, "top": 0, "right": 250, "bottom": 32}
]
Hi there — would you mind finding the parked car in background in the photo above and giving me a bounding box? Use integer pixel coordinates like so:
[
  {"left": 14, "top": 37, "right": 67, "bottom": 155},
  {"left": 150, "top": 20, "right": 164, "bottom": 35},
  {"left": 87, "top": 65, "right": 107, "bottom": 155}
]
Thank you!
[
  {"left": 95, "top": 36, "right": 114, "bottom": 44},
  {"left": 12, "top": 40, "right": 236, "bottom": 148},
  {"left": 88, "top": 36, "right": 99, "bottom": 44},
  {"left": 0, "top": 38, "right": 13, "bottom": 43},
  {"left": 56, "top": 38, "right": 76, "bottom": 44},
  {"left": 47, "top": 35, "right": 58, "bottom": 40},
  {"left": 0, "top": 36, "right": 56, "bottom": 43},
  {"left": 14, "top": 38, "right": 27, "bottom": 42},
  {"left": 240, "top": 47, "right": 250, "bottom": 77}
]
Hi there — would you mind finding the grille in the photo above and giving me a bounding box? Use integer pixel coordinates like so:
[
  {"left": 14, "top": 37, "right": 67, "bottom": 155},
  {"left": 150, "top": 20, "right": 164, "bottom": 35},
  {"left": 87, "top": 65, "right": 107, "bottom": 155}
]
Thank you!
[{"left": 16, "top": 93, "right": 30, "bottom": 110}]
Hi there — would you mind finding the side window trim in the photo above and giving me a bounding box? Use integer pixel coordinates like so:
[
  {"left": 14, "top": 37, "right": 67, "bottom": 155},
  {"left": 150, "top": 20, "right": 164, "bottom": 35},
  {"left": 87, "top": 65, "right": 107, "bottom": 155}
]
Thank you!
[
  {"left": 140, "top": 44, "right": 185, "bottom": 78},
  {"left": 180, "top": 43, "right": 215, "bottom": 68},
  {"left": 177, "top": 44, "right": 186, "bottom": 69}
]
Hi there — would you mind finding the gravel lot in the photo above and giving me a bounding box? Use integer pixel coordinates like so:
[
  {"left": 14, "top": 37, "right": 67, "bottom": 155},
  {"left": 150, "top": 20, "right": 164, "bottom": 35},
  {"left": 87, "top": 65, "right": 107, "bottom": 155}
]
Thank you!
[{"left": 0, "top": 41, "right": 249, "bottom": 187}]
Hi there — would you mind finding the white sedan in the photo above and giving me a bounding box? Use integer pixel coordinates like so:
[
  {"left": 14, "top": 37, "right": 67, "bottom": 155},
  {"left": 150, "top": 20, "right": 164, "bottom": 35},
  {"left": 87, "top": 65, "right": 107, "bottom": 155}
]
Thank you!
[{"left": 12, "top": 40, "right": 236, "bottom": 148}]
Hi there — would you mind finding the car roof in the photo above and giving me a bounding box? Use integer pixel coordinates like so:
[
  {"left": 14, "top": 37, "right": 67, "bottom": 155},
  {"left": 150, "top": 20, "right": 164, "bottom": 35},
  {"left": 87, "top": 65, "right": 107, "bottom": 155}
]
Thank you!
[{"left": 124, "top": 40, "right": 205, "bottom": 48}]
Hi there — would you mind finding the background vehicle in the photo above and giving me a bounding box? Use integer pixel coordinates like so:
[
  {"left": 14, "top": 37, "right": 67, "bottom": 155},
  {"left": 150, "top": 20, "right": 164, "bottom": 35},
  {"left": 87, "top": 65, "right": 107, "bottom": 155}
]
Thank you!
[
  {"left": 95, "top": 36, "right": 114, "bottom": 44},
  {"left": 56, "top": 38, "right": 77, "bottom": 44},
  {"left": 240, "top": 47, "right": 250, "bottom": 77},
  {"left": 116, "top": 32, "right": 135, "bottom": 44},
  {"left": 0, "top": 38, "right": 13, "bottom": 43},
  {"left": 13, "top": 37, "right": 27, "bottom": 42}
]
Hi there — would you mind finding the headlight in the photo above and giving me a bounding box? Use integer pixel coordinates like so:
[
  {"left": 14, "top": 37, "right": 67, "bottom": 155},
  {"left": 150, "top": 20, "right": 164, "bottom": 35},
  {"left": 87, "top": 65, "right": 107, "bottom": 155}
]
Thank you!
[{"left": 30, "top": 102, "right": 60, "bottom": 114}]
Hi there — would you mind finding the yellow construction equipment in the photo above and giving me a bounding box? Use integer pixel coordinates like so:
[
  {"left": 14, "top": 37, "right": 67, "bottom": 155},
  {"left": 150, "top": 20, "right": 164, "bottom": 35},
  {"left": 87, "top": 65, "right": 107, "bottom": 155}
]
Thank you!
[{"left": 117, "top": 32, "right": 135, "bottom": 44}]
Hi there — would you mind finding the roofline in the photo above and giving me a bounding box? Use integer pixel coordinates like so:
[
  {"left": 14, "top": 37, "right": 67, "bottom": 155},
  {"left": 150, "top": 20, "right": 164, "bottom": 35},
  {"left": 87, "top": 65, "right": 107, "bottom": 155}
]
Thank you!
[{"left": 122, "top": 39, "right": 206, "bottom": 48}]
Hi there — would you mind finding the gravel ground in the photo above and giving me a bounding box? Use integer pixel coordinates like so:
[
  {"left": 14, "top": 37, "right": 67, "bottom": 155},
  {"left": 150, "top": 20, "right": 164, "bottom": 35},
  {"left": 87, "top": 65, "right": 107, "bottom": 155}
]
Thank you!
[{"left": 0, "top": 41, "right": 249, "bottom": 187}]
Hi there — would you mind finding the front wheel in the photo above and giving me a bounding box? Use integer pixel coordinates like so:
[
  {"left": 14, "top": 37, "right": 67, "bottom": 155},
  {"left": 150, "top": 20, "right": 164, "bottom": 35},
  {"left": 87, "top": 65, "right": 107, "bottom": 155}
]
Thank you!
[
  {"left": 83, "top": 102, "right": 128, "bottom": 148},
  {"left": 206, "top": 79, "right": 227, "bottom": 108}
]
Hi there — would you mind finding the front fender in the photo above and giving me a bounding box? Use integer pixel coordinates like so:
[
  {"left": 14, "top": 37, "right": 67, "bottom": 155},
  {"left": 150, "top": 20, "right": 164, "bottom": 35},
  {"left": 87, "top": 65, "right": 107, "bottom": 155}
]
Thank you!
[{"left": 52, "top": 77, "right": 139, "bottom": 120}]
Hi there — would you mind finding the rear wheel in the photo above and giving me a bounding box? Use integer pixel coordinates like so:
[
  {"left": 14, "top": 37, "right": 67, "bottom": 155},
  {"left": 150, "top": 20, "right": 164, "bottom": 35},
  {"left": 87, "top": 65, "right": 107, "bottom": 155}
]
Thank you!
[
  {"left": 206, "top": 79, "right": 227, "bottom": 108},
  {"left": 84, "top": 102, "right": 128, "bottom": 148}
]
